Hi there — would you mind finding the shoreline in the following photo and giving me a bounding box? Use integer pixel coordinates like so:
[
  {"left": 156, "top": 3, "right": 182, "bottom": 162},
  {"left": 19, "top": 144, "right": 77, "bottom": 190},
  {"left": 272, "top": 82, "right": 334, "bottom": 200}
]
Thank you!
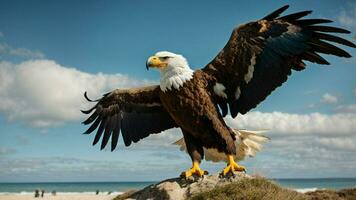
[
  {"left": 0, "top": 192, "right": 123, "bottom": 195},
  {"left": 0, "top": 193, "right": 117, "bottom": 200}
]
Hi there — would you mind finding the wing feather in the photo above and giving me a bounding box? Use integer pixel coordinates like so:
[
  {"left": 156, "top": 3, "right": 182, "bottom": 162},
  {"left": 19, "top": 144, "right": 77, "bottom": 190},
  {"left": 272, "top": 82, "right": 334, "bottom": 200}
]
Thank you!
[
  {"left": 308, "top": 39, "right": 351, "bottom": 57},
  {"left": 111, "top": 115, "right": 120, "bottom": 151},
  {"left": 83, "top": 116, "right": 101, "bottom": 134},
  {"left": 101, "top": 116, "right": 115, "bottom": 150},
  {"left": 301, "top": 51, "right": 330, "bottom": 64},
  {"left": 295, "top": 19, "right": 333, "bottom": 26},
  {"left": 278, "top": 10, "right": 312, "bottom": 21},
  {"left": 262, "top": 5, "right": 289, "bottom": 20},
  {"left": 308, "top": 25, "right": 351, "bottom": 33},
  {"left": 203, "top": 5, "right": 354, "bottom": 117},
  {"left": 314, "top": 32, "right": 356, "bottom": 48},
  {"left": 82, "top": 85, "right": 177, "bottom": 150},
  {"left": 82, "top": 111, "right": 98, "bottom": 125},
  {"left": 93, "top": 119, "right": 106, "bottom": 146}
]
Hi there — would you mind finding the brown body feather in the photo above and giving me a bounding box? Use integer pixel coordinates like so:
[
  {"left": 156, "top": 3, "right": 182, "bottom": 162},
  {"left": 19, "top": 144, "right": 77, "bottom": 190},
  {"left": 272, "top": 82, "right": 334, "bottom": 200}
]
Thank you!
[{"left": 159, "top": 70, "right": 236, "bottom": 161}]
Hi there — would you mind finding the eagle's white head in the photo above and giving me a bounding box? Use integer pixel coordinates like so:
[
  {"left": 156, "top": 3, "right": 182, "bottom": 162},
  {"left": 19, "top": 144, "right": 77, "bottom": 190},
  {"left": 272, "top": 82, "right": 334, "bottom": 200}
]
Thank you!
[{"left": 146, "top": 51, "right": 194, "bottom": 92}]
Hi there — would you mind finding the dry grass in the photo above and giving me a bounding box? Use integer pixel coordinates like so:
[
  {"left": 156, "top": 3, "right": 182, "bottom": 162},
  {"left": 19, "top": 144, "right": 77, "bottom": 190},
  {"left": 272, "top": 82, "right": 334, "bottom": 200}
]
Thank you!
[
  {"left": 189, "top": 177, "right": 307, "bottom": 200},
  {"left": 305, "top": 188, "right": 356, "bottom": 200}
]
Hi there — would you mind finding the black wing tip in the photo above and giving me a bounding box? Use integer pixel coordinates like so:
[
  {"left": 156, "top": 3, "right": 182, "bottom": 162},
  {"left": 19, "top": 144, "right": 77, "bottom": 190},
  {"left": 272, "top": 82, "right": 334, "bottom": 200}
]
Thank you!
[
  {"left": 84, "top": 91, "right": 92, "bottom": 102},
  {"left": 277, "top": 5, "right": 290, "bottom": 13},
  {"left": 83, "top": 127, "right": 94, "bottom": 134},
  {"left": 277, "top": 10, "right": 313, "bottom": 21},
  {"left": 344, "top": 54, "right": 352, "bottom": 58},
  {"left": 349, "top": 41, "right": 356, "bottom": 48},
  {"left": 83, "top": 130, "right": 91, "bottom": 134},
  {"left": 111, "top": 140, "right": 118, "bottom": 152},
  {"left": 322, "top": 19, "right": 333, "bottom": 23},
  {"left": 92, "top": 142, "right": 103, "bottom": 150},
  {"left": 312, "top": 19, "right": 333, "bottom": 23},
  {"left": 262, "top": 5, "right": 290, "bottom": 20},
  {"left": 81, "top": 109, "right": 91, "bottom": 114},
  {"left": 84, "top": 91, "right": 100, "bottom": 102},
  {"left": 93, "top": 139, "right": 99, "bottom": 146},
  {"left": 230, "top": 111, "right": 238, "bottom": 118},
  {"left": 339, "top": 29, "right": 351, "bottom": 34}
]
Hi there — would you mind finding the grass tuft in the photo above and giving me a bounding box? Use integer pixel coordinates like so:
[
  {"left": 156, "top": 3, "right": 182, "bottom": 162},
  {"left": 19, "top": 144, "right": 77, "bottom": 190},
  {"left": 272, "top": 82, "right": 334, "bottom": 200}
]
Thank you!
[{"left": 189, "top": 177, "right": 306, "bottom": 200}]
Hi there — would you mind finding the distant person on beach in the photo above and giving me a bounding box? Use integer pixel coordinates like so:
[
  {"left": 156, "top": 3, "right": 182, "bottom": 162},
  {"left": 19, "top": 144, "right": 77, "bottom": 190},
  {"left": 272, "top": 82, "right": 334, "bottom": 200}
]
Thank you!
[
  {"left": 51, "top": 190, "right": 56, "bottom": 196},
  {"left": 34, "top": 189, "right": 40, "bottom": 198},
  {"left": 96, "top": 190, "right": 99, "bottom": 195},
  {"left": 41, "top": 189, "right": 45, "bottom": 197}
]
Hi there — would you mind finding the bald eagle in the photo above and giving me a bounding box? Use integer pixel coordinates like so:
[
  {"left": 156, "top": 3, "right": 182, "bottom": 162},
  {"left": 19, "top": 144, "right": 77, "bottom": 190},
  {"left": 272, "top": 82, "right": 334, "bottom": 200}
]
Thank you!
[{"left": 82, "top": 5, "right": 355, "bottom": 178}]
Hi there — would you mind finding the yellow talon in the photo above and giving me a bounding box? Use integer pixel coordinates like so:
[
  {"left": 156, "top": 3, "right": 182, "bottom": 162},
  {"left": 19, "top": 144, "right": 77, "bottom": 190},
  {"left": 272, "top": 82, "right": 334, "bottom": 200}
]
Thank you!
[
  {"left": 222, "top": 155, "right": 246, "bottom": 176},
  {"left": 180, "top": 161, "right": 208, "bottom": 178}
]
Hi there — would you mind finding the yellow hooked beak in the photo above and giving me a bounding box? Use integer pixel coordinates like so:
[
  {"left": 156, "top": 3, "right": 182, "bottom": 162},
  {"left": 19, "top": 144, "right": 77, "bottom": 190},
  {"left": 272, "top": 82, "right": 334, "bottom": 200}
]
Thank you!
[{"left": 146, "top": 56, "right": 167, "bottom": 70}]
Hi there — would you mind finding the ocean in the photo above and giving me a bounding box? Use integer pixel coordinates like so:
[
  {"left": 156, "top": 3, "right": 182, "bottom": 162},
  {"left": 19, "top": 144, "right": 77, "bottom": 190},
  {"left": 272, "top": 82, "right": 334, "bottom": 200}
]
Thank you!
[
  {"left": 0, "top": 178, "right": 355, "bottom": 195},
  {"left": 274, "top": 178, "right": 356, "bottom": 192}
]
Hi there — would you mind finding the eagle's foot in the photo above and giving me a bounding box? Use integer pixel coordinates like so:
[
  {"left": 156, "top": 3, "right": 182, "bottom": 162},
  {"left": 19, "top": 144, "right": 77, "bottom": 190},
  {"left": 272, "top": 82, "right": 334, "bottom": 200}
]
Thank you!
[
  {"left": 180, "top": 161, "right": 208, "bottom": 179},
  {"left": 221, "top": 155, "right": 246, "bottom": 176}
]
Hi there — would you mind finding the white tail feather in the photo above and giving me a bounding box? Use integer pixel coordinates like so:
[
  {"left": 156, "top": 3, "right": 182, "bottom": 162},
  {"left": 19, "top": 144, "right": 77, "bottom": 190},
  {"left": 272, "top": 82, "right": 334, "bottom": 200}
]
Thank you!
[{"left": 172, "top": 129, "right": 270, "bottom": 163}]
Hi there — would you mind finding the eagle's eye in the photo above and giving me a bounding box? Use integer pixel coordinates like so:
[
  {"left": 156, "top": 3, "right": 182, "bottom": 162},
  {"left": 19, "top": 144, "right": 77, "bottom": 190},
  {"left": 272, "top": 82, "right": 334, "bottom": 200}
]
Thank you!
[{"left": 160, "top": 56, "right": 171, "bottom": 60}]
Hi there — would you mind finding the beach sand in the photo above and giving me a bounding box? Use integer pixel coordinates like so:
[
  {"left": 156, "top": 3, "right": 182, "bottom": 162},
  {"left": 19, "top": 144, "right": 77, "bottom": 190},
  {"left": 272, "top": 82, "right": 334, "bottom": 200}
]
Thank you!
[{"left": 0, "top": 194, "right": 115, "bottom": 200}]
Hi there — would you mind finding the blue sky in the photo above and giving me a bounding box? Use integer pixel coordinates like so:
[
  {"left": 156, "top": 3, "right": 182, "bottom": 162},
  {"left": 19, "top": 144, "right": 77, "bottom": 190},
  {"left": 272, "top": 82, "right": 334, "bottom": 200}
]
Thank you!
[{"left": 0, "top": 0, "right": 355, "bottom": 182}]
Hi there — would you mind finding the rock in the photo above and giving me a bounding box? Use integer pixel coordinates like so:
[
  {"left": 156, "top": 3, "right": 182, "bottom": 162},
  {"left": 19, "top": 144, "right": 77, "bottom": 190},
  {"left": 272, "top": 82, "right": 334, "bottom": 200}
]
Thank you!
[
  {"left": 114, "top": 172, "right": 251, "bottom": 200},
  {"left": 114, "top": 174, "right": 356, "bottom": 200}
]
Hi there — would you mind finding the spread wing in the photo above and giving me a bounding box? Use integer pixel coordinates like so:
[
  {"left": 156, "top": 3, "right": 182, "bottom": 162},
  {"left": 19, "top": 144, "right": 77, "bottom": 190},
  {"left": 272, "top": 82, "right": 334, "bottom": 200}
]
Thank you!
[
  {"left": 203, "top": 5, "right": 355, "bottom": 118},
  {"left": 82, "top": 85, "right": 177, "bottom": 151}
]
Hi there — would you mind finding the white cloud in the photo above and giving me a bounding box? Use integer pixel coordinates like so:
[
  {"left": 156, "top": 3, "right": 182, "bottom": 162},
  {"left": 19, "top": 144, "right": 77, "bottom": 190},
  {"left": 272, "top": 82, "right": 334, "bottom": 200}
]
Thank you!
[
  {"left": 131, "top": 128, "right": 182, "bottom": 149},
  {"left": 0, "top": 42, "right": 45, "bottom": 59},
  {"left": 317, "top": 137, "right": 356, "bottom": 151},
  {"left": 255, "top": 135, "right": 356, "bottom": 178},
  {"left": 306, "top": 103, "right": 316, "bottom": 108},
  {"left": 338, "top": 3, "right": 356, "bottom": 28},
  {"left": 0, "top": 33, "right": 44, "bottom": 59},
  {"left": 226, "top": 111, "right": 356, "bottom": 135},
  {"left": 224, "top": 111, "right": 356, "bottom": 177},
  {"left": 0, "top": 60, "right": 154, "bottom": 127},
  {"left": 9, "top": 47, "right": 45, "bottom": 59},
  {"left": 320, "top": 93, "right": 338, "bottom": 104},
  {"left": 335, "top": 104, "right": 356, "bottom": 114},
  {"left": 0, "top": 147, "right": 16, "bottom": 156}
]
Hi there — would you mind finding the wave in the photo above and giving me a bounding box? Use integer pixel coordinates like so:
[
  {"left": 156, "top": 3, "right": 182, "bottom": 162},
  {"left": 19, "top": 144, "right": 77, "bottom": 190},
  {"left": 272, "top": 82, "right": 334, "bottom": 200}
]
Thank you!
[
  {"left": 0, "top": 191, "right": 123, "bottom": 196},
  {"left": 295, "top": 188, "right": 319, "bottom": 193}
]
